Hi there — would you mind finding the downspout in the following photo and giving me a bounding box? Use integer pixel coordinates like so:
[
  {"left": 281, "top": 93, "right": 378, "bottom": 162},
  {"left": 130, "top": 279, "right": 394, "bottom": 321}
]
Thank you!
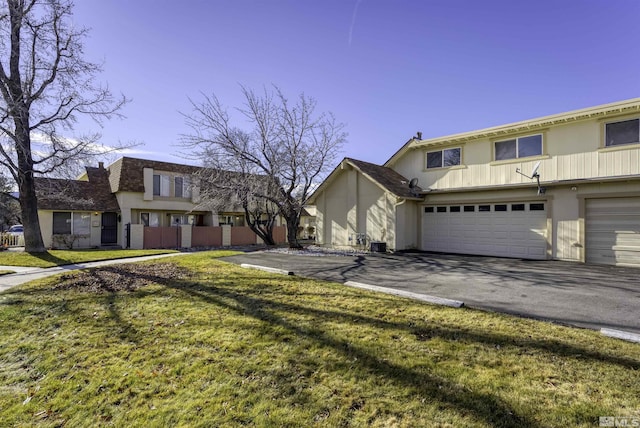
[{"left": 391, "top": 197, "right": 407, "bottom": 250}]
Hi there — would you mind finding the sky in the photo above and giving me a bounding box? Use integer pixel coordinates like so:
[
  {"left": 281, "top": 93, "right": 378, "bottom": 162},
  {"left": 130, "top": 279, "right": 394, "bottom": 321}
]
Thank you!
[{"left": 69, "top": 0, "right": 640, "bottom": 168}]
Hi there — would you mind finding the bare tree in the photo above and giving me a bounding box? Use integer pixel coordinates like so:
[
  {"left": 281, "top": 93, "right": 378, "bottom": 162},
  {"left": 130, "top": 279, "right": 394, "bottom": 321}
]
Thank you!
[
  {"left": 195, "top": 166, "right": 281, "bottom": 245},
  {"left": 0, "top": 170, "right": 20, "bottom": 228},
  {"left": 0, "top": 0, "right": 128, "bottom": 252},
  {"left": 182, "top": 86, "right": 346, "bottom": 248}
]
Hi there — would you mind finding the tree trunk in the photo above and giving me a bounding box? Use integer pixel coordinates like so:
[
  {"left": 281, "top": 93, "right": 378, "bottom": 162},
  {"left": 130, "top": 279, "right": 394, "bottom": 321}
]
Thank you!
[
  {"left": 248, "top": 223, "right": 276, "bottom": 246},
  {"left": 18, "top": 187, "right": 45, "bottom": 252},
  {"left": 17, "top": 160, "right": 46, "bottom": 253},
  {"left": 14, "top": 118, "right": 47, "bottom": 252},
  {"left": 243, "top": 204, "right": 276, "bottom": 246},
  {"left": 286, "top": 218, "right": 302, "bottom": 249}
]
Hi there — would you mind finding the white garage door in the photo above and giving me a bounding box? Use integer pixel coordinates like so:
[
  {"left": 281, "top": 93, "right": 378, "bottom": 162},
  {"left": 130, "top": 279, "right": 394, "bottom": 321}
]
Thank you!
[
  {"left": 586, "top": 197, "right": 640, "bottom": 267},
  {"left": 422, "top": 202, "right": 548, "bottom": 260}
]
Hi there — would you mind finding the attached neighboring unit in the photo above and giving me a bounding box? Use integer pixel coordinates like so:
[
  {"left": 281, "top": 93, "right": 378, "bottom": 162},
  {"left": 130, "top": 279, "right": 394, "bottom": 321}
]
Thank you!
[
  {"left": 309, "top": 98, "right": 640, "bottom": 268},
  {"left": 35, "top": 157, "right": 290, "bottom": 250},
  {"left": 585, "top": 197, "right": 640, "bottom": 267}
]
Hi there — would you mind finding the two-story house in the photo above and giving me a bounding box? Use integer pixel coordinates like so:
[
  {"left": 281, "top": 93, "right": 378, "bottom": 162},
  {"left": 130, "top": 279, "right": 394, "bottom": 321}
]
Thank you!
[
  {"left": 309, "top": 98, "right": 640, "bottom": 267},
  {"left": 36, "top": 156, "right": 273, "bottom": 249}
]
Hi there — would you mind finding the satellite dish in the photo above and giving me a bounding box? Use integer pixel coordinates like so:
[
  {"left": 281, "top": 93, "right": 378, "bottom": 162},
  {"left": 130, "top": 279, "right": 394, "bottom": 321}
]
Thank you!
[
  {"left": 515, "top": 161, "right": 545, "bottom": 195},
  {"left": 409, "top": 178, "right": 419, "bottom": 189},
  {"left": 531, "top": 161, "right": 541, "bottom": 178}
]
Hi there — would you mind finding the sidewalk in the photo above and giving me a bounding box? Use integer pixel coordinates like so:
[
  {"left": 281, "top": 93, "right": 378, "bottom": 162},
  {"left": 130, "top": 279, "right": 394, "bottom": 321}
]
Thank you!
[{"left": 0, "top": 253, "right": 187, "bottom": 292}]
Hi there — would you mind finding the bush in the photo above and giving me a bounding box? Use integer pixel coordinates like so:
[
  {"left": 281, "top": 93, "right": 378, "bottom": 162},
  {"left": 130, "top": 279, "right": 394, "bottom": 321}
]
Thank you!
[{"left": 51, "top": 234, "right": 89, "bottom": 250}]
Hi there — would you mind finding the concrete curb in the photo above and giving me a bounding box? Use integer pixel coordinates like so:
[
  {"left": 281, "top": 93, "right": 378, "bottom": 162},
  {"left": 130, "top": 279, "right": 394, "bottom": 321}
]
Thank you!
[
  {"left": 240, "top": 263, "right": 294, "bottom": 276},
  {"left": 600, "top": 328, "right": 640, "bottom": 344},
  {"left": 344, "top": 281, "right": 464, "bottom": 308}
]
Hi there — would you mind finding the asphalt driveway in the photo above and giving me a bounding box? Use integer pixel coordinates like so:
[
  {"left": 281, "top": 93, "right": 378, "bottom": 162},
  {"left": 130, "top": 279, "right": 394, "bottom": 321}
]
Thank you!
[{"left": 221, "top": 250, "right": 640, "bottom": 335}]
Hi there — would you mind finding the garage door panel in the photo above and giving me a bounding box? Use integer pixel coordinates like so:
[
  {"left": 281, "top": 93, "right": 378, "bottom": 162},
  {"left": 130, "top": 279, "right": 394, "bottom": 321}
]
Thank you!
[
  {"left": 586, "top": 197, "right": 640, "bottom": 267},
  {"left": 422, "top": 202, "right": 548, "bottom": 260}
]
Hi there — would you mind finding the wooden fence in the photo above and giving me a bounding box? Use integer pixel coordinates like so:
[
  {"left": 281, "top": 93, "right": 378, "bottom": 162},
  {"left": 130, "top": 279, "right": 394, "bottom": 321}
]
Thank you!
[{"left": 142, "top": 225, "right": 287, "bottom": 249}]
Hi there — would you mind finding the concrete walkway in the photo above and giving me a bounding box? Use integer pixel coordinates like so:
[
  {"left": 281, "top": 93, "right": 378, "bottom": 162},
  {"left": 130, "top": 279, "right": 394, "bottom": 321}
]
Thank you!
[{"left": 0, "top": 253, "right": 187, "bottom": 292}]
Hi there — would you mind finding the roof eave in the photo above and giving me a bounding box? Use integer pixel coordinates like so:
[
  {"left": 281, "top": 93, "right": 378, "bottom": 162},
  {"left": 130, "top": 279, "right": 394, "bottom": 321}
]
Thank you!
[{"left": 385, "top": 97, "right": 640, "bottom": 167}]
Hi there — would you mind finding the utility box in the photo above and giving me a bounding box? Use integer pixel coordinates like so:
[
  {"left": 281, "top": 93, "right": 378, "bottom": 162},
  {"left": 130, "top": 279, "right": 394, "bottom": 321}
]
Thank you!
[{"left": 370, "top": 241, "right": 387, "bottom": 253}]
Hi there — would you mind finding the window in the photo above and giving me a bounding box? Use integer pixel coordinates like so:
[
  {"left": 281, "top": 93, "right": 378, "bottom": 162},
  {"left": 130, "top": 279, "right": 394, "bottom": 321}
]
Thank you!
[
  {"left": 175, "top": 177, "right": 183, "bottom": 198},
  {"left": 605, "top": 118, "right": 639, "bottom": 147},
  {"left": 511, "top": 204, "right": 525, "bottom": 211},
  {"left": 478, "top": 205, "right": 491, "bottom": 212},
  {"left": 141, "top": 212, "right": 160, "bottom": 227},
  {"left": 464, "top": 205, "right": 475, "bottom": 212},
  {"left": 494, "top": 204, "right": 507, "bottom": 212},
  {"left": 495, "top": 134, "right": 542, "bottom": 160},
  {"left": 449, "top": 206, "right": 461, "bottom": 212},
  {"left": 53, "top": 212, "right": 71, "bottom": 234},
  {"left": 436, "top": 206, "right": 447, "bottom": 213},
  {"left": 425, "top": 207, "right": 434, "bottom": 213},
  {"left": 530, "top": 203, "right": 545, "bottom": 211},
  {"left": 153, "top": 174, "right": 170, "bottom": 196},
  {"left": 153, "top": 175, "right": 160, "bottom": 196},
  {"left": 174, "top": 176, "right": 192, "bottom": 199},
  {"left": 170, "top": 214, "right": 195, "bottom": 226},
  {"left": 53, "top": 212, "right": 90, "bottom": 234},
  {"left": 426, "top": 147, "right": 461, "bottom": 169},
  {"left": 183, "top": 176, "right": 192, "bottom": 198},
  {"left": 73, "top": 213, "right": 91, "bottom": 235}
]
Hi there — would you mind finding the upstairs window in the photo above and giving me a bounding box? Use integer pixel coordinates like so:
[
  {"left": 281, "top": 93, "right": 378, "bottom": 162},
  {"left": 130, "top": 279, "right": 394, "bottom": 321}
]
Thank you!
[
  {"left": 495, "top": 134, "right": 542, "bottom": 160},
  {"left": 605, "top": 118, "right": 639, "bottom": 147},
  {"left": 153, "top": 174, "right": 170, "bottom": 196},
  {"left": 175, "top": 177, "right": 184, "bottom": 198},
  {"left": 175, "top": 176, "right": 192, "bottom": 199},
  {"left": 426, "top": 147, "right": 461, "bottom": 169}
]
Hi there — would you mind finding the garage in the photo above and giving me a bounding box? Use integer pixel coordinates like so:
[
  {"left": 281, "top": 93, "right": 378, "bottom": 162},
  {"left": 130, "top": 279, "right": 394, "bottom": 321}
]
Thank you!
[
  {"left": 422, "top": 202, "right": 548, "bottom": 260},
  {"left": 586, "top": 197, "right": 640, "bottom": 267}
]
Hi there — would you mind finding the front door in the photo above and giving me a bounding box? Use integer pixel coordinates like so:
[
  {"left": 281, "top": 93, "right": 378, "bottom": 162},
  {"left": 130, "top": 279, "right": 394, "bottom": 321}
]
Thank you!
[{"left": 101, "top": 212, "right": 118, "bottom": 245}]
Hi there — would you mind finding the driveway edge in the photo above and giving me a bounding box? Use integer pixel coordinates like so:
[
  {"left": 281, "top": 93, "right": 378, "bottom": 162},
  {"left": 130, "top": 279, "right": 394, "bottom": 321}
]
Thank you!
[{"left": 344, "top": 280, "right": 464, "bottom": 308}]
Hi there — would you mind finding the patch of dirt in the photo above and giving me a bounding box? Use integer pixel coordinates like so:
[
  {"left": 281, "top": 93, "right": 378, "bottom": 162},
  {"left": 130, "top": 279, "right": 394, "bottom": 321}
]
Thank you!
[{"left": 53, "top": 263, "right": 191, "bottom": 293}]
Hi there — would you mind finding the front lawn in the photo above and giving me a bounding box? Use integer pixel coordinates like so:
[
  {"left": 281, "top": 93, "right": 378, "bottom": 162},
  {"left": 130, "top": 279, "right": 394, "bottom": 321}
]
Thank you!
[
  {"left": 0, "top": 249, "right": 179, "bottom": 268},
  {"left": 0, "top": 251, "right": 638, "bottom": 427}
]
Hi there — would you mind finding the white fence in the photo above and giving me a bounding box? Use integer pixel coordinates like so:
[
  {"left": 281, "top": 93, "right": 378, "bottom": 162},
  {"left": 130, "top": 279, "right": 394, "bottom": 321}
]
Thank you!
[{"left": 1, "top": 234, "right": 24, "bottom": 248}]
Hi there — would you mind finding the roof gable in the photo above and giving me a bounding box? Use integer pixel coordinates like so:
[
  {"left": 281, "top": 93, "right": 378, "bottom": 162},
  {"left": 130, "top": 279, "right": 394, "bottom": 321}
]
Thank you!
[
  {"left": 309, "top": 157, "right": 422, "bottom": 203},
  {"left": 36, "top": 166, "right": 119, "bottom": 211}
]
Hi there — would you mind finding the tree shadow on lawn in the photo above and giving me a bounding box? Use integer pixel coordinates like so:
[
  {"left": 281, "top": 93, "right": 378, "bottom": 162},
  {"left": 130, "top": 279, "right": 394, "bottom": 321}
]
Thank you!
[
  {"left": 5, "top": 264, "right": 639, "bottom": 427},
  {"left": 158, "top": 275, "right": 638, "bottom": 427}
]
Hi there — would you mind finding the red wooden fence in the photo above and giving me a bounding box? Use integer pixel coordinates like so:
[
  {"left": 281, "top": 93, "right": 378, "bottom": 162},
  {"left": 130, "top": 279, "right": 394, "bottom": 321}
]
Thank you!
[{"left": 143, "top": 225, "right": 287, "bottom": 249}]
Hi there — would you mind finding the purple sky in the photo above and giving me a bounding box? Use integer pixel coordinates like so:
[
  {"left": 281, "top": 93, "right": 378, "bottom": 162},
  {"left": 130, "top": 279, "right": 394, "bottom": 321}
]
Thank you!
[{"left": 71, "top": 0, "right": 640, "bottom": 167}]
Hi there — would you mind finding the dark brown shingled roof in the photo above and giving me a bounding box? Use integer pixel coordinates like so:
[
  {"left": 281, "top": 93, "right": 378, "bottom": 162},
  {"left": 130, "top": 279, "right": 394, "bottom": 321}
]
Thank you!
[
  {"left": 36, "top": 166, "right": 119, "bottom": 211},
  {"left": 109, "top": 157, "right": 202, "bottom": 193},
  {"left": 345, "top": 158, "right": 423, "bottom": 199}
]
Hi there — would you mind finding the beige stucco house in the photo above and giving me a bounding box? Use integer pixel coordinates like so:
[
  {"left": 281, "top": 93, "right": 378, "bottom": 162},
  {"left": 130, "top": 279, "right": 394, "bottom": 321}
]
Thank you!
[
  {"left": 309, "top": 98, "right": 640, "bottom": 267},
  {"left": 36, "top": 157, "right": 283, "bottom": 249}
]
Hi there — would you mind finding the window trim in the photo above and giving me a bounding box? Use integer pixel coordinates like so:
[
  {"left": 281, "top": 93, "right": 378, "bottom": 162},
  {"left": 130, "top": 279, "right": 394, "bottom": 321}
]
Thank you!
[
  {"left": 493, "top": 133, "right": 544, "bottom": 161},
  {"left": 602, "top": 117, "right": 640, "bottom": 148},
  {"left": 153, "top": 174, "right": 170, "bottom": 197},
  {"left": 53, "top": 212, "right": 91, "bottom": 235},
  {"left": 425, "top": 147, "right": 462, "bottom": 169}
]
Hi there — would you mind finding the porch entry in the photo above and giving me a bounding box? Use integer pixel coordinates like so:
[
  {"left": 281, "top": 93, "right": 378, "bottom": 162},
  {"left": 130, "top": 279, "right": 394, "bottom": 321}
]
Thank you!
[{"left": 101, "top": 212, "right": 118, "bottom": 245}]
